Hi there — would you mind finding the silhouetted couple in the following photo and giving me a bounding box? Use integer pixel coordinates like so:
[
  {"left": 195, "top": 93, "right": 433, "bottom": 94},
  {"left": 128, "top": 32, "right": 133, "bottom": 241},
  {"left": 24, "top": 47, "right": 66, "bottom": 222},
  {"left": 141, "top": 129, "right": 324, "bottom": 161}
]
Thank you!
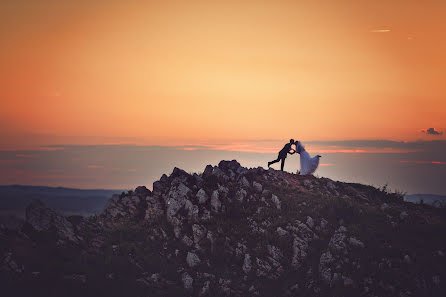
[
  {"left": 268, "top": 139, "right": 322, "bottom": 174},
  {"left": 268, "top": 139, "right": 296, "bottom": 171}
]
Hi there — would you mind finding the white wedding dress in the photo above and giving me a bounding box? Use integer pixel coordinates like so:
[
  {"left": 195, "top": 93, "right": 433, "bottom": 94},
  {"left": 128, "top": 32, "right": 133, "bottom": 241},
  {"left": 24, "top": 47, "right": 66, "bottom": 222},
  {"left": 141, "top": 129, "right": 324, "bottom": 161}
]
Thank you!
[{"left": 295, "top": 141, "right": 321, "bottom": 175}]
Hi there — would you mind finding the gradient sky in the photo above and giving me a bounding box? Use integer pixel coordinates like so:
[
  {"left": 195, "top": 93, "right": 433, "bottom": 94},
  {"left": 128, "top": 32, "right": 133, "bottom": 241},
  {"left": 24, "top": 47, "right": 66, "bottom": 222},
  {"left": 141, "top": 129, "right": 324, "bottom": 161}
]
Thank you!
[
  {"left": 1, "top": 0, "right": 445, "bottom": 147},
  {"left": 1, "top": 1, "right": 445, "bottom": 193}
]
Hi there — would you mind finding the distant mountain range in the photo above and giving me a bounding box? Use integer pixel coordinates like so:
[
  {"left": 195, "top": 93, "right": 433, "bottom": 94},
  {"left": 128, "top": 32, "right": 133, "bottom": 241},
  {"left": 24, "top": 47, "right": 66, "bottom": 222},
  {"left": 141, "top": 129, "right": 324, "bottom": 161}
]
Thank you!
[
  {"left": 404, "top": 193, "right": 446, "bottom": 208},
  {"left": 0, "top": 185, "right": 125, "bottom": 217}
]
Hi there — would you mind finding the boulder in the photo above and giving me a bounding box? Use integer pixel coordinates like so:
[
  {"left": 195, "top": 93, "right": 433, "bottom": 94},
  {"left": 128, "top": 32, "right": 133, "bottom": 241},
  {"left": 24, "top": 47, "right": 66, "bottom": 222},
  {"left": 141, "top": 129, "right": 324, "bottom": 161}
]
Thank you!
[
  {"left": 192, "top": 224, "right": 207, "bottom": 244},
  {"left": 166, "top": 183, "right": 191, "bottom": 222},
  {"left": 253, "top": 181, "right": 263, "bottom": 193},
  {"left": 186, "top": 252, "right": 201, "bottom": 267},
  {"left": 25, "top": 200, "right": 80, "bottom": 243},
  {"left": 196, "top": 189, "right": 209, "bottom": 204},
  {"left": 242, "top": 253, "right": 252, "bottom": 274},
  {"left": 271, "top": 194, "right": 281, "bottom": 210},
  {"left": 182, "top": 272, "right": 193, "bottom": 290},
  {"left": 210, "top": 190, "right": 221, "bottom": 213}
]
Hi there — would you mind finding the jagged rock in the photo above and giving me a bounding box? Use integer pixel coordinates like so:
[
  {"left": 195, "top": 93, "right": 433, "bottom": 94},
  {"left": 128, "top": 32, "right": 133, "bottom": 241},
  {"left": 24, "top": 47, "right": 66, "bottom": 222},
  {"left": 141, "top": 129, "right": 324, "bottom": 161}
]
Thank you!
[
  {"left": 103, "top": 195, "right": 127, "bottom": 219},
  {"left": 306, "top": 216, "right": 315, "bottom": 229},
  {"left": 212, "top": 167, "right": 228, "bottom": 181},
  {"left": 320, "top": 218, "right": 328, "bottom": 230},
  {"left": 296, "top": 222, "right": 315, "bottom": 241},
  {"left": 171, "top": 167, "right": 192, "bottom": 186},
  {"left": 271, "top": 194, "right": 281, "bottom": 210},
  {"left": 218, "top": 185, "right": 229, "bottom": 195},
  {"left": 327, "top": 181, "right": 336, "bottom": 191},
  {"left": 182, "top": 235, "right": 194, "bottom": 247},
  {"left": 256, "top": 257, "right": 272, "bottom": 277},
  {"left": 135, "top": 186, "right": 151, "bottom": 196},
  {"left": 291, "top": 236, "right": 309, "bottom": 268},
  {"left": 303, "top": 179, "right": 312, "bottom": 188},
  {"left": 145, "top": 196, "right": 164, "bottom": 222},
  {"left": 328, "top": 226, "right": 348, "bottom": 254},
  {"left": 235, "top": 242, "right": 247, "bottom": 257},
  {"left": 199, "top": 280, "right": 211, "bottom": 296},
  {"left": 166, "top": 183, "right": 191, "bottom": 222},
  {"left": 26, "top": 199, "right": 81, "bottom": 243},
  {"left": 186, "top": 252, "right": 201, "bottom": 267},
  {"left": 153, "top": 174, "right": 168, "bottom": 193},
  {"left": 319, "top": 251, "right": 335, "bottom": 285},
  {"left": 210, "top": 190, "right": 221, "bottom": 213},
  {"left": 218, "top": 160, "right": 241, "bottom": 172},
  {"left": 403, "top": 254, "right": 412, "bottom": 264},
  {"left": 267, "top": 245, "right": 284, "bottom": 262},
  {"left": 192, "top": 224, "right": 207, "bottom": 244},
  {"left": 349, "top": 237, "right": 365, "bottom": 248},
  {"left": 218, "top": 278, "right": 232, "bottom": 295},
  {"left": 203, "top": 165, "right": 213, "bottom": 178},
  {"left": 200, "top": 209, "right": 211, "bottom": 221},
  {"left": 243, "top": 254, "right": 252, "bottom": 274},
  {"left": 277, "top": 227, "right": 289, "bottom": 236},
  {"left": 170, "top": 216, "right": 183, "bottom": 238},
  {"left": 240, "top": 176, "right": 250, "bottom": 188},
  {"left": 182, "top": 272, "right": 193, "bottom": 290},
  {"left": 236, "top": 189, "right": 247, "bottom": 202},
  {"left": 253, "top": 181, "right": 263, "bottom": 193},
  {"left": 184, "top": 199, "right": 199, "bottom": 219},
  {"left": 196, "top": 189, "right": 209, "bottom": 204}
]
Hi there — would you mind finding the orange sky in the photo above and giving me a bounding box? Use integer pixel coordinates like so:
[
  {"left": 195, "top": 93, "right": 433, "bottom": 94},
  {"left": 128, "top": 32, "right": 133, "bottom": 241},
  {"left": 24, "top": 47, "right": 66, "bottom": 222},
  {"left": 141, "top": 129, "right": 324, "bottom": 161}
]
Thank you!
[{"left": 1, "top": 0, "right": 445, "bottom": 149}]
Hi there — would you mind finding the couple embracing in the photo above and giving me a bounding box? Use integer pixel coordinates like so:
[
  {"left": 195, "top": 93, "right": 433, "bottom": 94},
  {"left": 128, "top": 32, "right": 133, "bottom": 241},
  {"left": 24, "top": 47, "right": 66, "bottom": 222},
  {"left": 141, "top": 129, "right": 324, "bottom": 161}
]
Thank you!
[{"left": 268, "top": 139, "right": 321, "bottom": 175}]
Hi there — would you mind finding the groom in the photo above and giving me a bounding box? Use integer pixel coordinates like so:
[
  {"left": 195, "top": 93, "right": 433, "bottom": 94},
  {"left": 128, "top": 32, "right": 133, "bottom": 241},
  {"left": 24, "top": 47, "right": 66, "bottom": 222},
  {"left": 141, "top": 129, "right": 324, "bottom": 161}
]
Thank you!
[{"left": 268, "top": 139, "right": 296, "bottom": 171}]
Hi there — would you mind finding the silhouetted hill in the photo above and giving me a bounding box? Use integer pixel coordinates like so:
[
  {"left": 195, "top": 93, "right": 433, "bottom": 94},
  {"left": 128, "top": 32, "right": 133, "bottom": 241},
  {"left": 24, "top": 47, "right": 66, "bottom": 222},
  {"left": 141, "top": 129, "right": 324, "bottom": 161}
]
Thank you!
[
  {"left": 0, "top": 185, "right": 124, "bottom": 217},
  {"left": 1, "top": 161, "right": 445, "bottom": 297}
]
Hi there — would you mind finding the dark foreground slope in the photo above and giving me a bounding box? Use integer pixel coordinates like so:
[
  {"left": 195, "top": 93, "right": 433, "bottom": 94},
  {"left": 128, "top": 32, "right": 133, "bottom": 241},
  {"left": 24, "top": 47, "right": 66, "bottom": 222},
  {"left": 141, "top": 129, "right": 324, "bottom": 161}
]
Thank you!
[{"left": 1, "top": 160, "right": 445, "bottom": 297}]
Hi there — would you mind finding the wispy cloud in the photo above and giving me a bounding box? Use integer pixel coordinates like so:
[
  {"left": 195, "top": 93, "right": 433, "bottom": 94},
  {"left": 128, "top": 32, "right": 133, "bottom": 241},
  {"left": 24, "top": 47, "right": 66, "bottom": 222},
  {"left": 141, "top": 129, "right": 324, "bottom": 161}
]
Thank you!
[
  {"left": 422, "top": 128, "right": 443, "bottom": 136},
  {"left": 399, "top": 160, "right": 446, "bottom": 165},
  {"left": 86, "top": 164, "right": 104, "bottom": 169},
  {"left": 370, "top": 28, "right": 391, "bottom": 33}
]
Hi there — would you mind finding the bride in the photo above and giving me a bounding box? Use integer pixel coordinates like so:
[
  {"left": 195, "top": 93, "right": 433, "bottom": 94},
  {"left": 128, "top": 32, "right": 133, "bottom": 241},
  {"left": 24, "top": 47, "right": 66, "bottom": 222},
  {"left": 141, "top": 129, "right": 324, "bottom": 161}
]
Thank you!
[{"left": 294, "top": 141, "right": 321, "bottom": 175}]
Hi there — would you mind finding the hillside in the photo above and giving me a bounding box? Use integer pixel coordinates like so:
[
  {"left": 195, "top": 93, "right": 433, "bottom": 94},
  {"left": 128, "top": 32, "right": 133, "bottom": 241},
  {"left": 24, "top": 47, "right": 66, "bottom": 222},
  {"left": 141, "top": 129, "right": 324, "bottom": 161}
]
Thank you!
[{"left": 1, "top": 160, "right": 445, "bottom": 297}]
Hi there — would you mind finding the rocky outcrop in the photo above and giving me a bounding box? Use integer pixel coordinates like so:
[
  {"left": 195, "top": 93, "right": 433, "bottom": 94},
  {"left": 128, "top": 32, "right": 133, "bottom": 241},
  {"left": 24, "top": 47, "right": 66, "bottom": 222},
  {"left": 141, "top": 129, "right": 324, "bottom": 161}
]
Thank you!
[
  {"left": 25, "top": 199, "right": 81, "bottom": 244},
  {"left": 1, "top": 160, "right": 445, "bottom": 297}
]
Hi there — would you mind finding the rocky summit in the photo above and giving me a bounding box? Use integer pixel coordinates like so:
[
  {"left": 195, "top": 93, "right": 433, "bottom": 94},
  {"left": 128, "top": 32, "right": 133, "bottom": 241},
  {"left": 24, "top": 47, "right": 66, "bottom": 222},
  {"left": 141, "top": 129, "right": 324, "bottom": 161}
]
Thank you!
[{"left": 1, "top": 160, "right": 445, "bottom": 297}]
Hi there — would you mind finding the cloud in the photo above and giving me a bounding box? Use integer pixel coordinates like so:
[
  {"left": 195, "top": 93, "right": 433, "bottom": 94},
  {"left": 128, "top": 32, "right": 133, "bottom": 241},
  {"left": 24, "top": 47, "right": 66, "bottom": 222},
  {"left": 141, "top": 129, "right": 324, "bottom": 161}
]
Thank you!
[
  {"left": 422, "top": 128, "right": 443, "bottom": 136},
  {"left": 370, "top": 27, "right": 391, "bottom": 33},
  {"left": 370, "top": 29, "right": 391, "bottom": 33}
]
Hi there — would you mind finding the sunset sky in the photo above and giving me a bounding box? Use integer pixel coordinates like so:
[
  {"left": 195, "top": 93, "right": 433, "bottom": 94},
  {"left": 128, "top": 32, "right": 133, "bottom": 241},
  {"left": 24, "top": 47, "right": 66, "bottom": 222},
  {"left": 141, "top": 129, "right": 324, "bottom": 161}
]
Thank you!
[{"left": 1, "top": 1, "right": 445, "bottom": 193}]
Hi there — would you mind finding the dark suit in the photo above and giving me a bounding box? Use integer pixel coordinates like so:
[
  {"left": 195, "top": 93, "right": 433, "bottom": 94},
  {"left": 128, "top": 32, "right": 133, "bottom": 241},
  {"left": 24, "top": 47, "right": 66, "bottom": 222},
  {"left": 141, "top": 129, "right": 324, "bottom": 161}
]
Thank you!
[{"left": 269, "top": 143, "right": 293, "bottom": 171}]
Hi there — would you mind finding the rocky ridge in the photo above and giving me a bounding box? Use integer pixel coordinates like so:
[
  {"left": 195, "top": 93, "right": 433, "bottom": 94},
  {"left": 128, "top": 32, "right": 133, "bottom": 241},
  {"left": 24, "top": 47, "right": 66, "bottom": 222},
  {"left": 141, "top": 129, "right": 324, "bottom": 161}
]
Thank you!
[{"left": 1, "top": 160, "right": 445, "bottom": 297}]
